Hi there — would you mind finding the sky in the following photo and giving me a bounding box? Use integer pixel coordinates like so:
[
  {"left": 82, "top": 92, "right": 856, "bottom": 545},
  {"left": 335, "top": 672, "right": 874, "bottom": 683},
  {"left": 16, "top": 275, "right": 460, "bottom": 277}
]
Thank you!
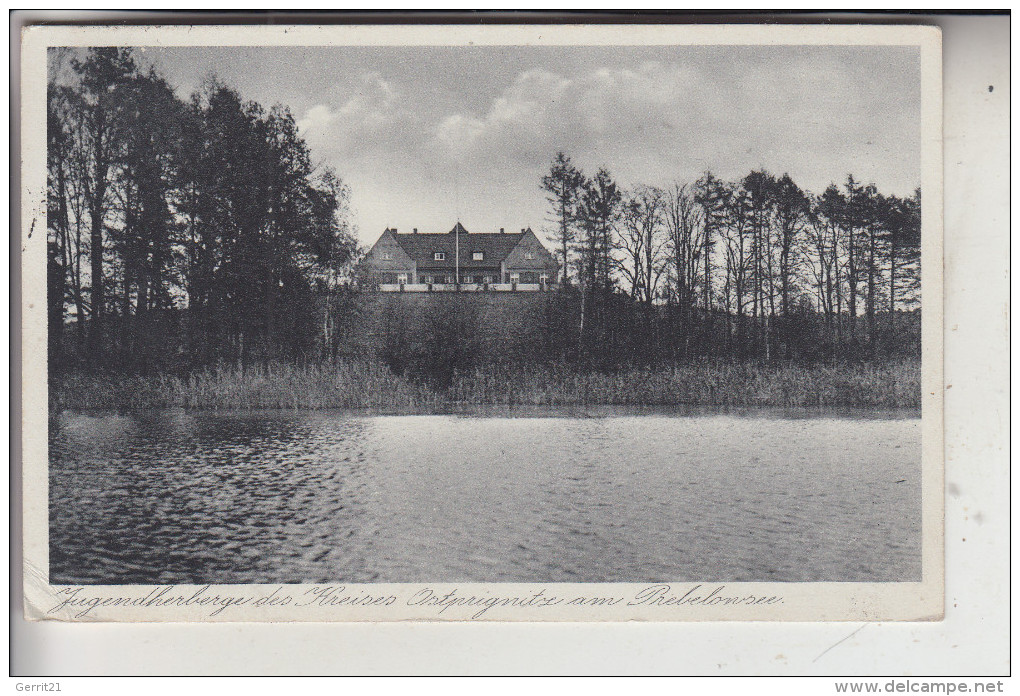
[{"left": 133, "top": 44, "right": 921, "bottom": 248}]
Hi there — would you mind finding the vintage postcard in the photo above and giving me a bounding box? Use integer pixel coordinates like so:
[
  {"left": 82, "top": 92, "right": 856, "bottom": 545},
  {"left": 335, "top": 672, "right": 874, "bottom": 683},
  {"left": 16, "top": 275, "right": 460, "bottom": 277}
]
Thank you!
[{"left": 20, "top": 22, "right": 943, "bottom": 622}]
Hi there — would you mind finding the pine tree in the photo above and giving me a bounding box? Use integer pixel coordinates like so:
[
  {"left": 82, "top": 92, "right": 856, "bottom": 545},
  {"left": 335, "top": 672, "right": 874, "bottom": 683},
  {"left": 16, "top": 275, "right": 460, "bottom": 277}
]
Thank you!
[{"left": 540, "top": 152, "right": 584, "bottom": 286}]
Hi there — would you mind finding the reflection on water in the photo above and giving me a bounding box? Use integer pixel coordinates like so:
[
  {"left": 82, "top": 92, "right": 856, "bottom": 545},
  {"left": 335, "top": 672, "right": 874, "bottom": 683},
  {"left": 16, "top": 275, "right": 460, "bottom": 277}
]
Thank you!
[{"left": 49, "top": 407, "right": 922, "bottom": 584}]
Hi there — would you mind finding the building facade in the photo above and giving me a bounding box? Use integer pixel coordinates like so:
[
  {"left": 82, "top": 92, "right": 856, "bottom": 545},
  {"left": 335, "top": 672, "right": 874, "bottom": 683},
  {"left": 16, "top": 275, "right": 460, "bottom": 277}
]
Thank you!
[{"left": 361, "top": 222, "right": 560, "bottom": 291}]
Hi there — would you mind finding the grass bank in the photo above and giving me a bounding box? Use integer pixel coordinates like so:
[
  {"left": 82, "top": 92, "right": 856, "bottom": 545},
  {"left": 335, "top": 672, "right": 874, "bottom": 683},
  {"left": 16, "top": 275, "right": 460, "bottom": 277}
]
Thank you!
[{"left": 51, "top": 359, "right": 921, "bottom": 412}]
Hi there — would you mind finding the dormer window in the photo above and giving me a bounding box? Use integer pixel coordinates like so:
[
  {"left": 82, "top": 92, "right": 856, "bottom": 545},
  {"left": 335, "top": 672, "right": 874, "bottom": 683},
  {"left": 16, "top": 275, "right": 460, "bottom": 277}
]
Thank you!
[
  {"left": 472, "top": 251, "right": 484, "bottom": 261},
  {"left": 434, "top": 252, "right": 446, "bottom": 261},
  {"left": 381, "top": 251, "right": 393, "bottom": 260},
  {"left": 524, "top": 251, "right": 535, "bottom": 261}
]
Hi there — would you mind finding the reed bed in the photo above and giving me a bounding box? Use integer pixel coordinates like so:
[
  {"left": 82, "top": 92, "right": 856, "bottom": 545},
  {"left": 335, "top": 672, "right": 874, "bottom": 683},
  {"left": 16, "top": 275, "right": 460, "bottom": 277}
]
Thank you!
[
  {"left": 51, "top": 362, "right": 446, "bottom": 412},
  {"left": 51, "top": 359, "right": 921, "bottom": 412},
  {"left": 448, "top": 360, "right": 921, "bottom": 408}
]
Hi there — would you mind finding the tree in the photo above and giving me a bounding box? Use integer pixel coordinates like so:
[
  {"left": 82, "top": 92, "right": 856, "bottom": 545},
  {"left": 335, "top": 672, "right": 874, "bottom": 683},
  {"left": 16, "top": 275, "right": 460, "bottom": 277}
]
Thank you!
[
  {"left": 772, "top": 174, "right": 810, "bottom": 317},
  {"left": 662, "top": 182, "right": 703, "bottom": 353},
  {"left": 617, "top": 185, "right": 666, "bottom": 305},
  {"left": 803, "top": 189, "right": 835, "bottom": 325},
  {"left": 109, "top": 67, "right": 188, "bottom": 365},
  {"left": 862, "top": 185, "right": 885, "bottom": 348},
  {"left": 813, "top": 185, "right": 847, "bottom": 334},
  {"left": 741, "top": 170, "right": 777, "bottom": 321},
  {"left": 693, "top": 172, "right": 727, "bottom": 312},
  {"left": 540, "top": 152, "right": 584, "bottom": 286},
  {"left": 572, "top": 168, "right": 621, "bottom": 359},
  {"left": 886, "top": 188, "right": 921, "bottom": 314},
  {"left": 841, "top": 174, "right": 870, "bottom": 339},
  {"left": 71, "top": 48, "right": 138, "bottom": 357},
  {"left": 175, "top": 84, "right": 357, "bottom": 363},
  {"left": 48, "top": 50, "right": 359, "bottom": 371},
  {"left": 721, "top": 183, "right": 751, "bottom": 341},
  {"left": 576, "top": 167, "right": 622, "bottom": 294},
  {"left": 47, "top": 86, "right": 72, "bottom": 364}
]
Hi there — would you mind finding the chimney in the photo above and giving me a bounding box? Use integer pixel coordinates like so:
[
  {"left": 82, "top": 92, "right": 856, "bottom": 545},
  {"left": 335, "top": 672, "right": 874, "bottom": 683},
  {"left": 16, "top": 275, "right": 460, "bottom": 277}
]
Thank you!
[
  {"left": 521, "top": 228, "right": 525, "bottom": 233},
  {"left": 392, "top": 228, "right": 398, "bottom": 233},
  {"left": 413, "top": 228, "right": 418, "bottom": 234},
  {"left": 499, "top": 227, "right": 504, "bottom": 234}
]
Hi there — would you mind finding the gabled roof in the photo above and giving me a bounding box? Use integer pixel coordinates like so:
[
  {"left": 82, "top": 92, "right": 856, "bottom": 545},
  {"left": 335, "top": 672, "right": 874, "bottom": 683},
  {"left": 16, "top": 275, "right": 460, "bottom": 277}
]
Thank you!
[
  {"left": 505, "top": 227, "right": 559, "bottom": 271},
  {"left": 388, "top": 223, "right": 530, "bottom": 269}
]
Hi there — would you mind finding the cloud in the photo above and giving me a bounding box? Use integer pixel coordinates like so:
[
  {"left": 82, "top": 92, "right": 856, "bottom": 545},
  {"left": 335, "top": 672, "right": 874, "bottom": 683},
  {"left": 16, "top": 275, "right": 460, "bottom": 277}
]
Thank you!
[
  {"left": 297, "top": 72, "right": 423, "bottom": 164},
  {"left": 430, "top": 62, "right": 693, "bottom": 161},
  {"left": 427, "top": 58, "right": 919, "bottom": 196},
  {"left": 296, "top": 104, "right": 335, "bottom": 135},
  {"left": 430, "top": 63, "right": 701, "bottom": 170},
  {"left": 287, "top": 53, "right": 919, "bottom": 245}
]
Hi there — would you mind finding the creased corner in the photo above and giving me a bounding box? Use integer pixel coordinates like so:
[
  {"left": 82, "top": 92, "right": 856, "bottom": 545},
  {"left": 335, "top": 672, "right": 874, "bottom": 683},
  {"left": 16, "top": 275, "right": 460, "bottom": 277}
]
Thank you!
[{"left": 22, "top": 556, "right": 52, "bottom": 621}]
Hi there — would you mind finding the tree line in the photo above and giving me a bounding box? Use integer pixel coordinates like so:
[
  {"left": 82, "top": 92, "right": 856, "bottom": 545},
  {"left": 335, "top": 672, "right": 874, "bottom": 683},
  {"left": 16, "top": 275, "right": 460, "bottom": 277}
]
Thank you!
[
  {"left": 47, "top": 48, "right": 358, "bottom": 372},
  {"left": 46, "top": 49, "right": 919, "bottom": 380},
  {"left": 541, "top": 152, "right": 921, "bottom": 362}
]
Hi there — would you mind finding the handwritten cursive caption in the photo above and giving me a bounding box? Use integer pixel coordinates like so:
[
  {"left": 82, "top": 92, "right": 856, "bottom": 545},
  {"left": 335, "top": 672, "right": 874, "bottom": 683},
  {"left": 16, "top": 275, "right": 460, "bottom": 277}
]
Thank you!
[{"left": 46, "top": 584, "right": 784, "bottom": 620}]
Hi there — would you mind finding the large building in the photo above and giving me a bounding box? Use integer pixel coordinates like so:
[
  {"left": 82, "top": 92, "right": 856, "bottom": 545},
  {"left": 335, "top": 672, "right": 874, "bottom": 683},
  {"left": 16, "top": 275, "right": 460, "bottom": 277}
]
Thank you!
[{"left": 361, "top": 222, "right": 560, "bottom": 291}]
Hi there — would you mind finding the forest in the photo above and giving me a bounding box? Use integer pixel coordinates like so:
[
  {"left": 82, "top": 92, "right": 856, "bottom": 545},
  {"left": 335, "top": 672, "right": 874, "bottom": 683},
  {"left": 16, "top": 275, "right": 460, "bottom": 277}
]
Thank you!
[
  {"left": 46, "top": 48, "right": 359, "bottom": 373},
  {"left": 47, "top": 48, "right": 921, "bottom": 410},
  {"left": 539, "top": 153, "right": 920, "bottom": 365}
]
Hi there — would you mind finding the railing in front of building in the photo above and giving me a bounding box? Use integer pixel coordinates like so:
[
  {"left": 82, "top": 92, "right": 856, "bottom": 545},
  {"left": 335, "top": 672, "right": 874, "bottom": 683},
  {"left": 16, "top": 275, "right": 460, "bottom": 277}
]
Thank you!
[{"left": 373, "top": 282, "right": 559, "bottom": 292}]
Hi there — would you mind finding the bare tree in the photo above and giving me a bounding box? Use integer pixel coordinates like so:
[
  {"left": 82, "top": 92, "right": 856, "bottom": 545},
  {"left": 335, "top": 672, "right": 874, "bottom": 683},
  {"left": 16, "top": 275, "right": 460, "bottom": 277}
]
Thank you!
[
  {"left": 617, "top": 185, "right": 667, "bottom": 305},
  {"left": 802, "top": 195, "right": 835, "bottom": 324},
  {"left": 721, "top": 183, "right": 753, "bottom": 350},
  {"left": 662, "top": 182, "right": 703, "bottom": 354},
  {"left": 615, "top": 191, "right": 646, "bottom": 301}
]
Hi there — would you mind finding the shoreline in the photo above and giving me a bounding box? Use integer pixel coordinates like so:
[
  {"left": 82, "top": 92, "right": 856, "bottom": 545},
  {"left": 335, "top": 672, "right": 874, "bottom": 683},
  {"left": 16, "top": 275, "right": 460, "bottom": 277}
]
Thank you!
[{"left": 50, "top": 404, "right": 923, "bottom": 421}]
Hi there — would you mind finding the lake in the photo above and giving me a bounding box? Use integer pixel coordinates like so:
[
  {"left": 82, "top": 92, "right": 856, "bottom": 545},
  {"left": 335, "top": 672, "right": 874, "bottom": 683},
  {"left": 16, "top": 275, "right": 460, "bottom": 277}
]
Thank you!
[{"left": 49, "top": 407, "right": 922, "bottom": 584}]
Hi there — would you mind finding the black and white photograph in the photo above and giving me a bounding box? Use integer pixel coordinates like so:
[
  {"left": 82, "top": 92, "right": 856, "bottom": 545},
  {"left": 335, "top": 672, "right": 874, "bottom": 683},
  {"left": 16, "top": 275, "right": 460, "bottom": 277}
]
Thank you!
[{"left": 22, "top": 23, "right": 944, "bottom": 623}]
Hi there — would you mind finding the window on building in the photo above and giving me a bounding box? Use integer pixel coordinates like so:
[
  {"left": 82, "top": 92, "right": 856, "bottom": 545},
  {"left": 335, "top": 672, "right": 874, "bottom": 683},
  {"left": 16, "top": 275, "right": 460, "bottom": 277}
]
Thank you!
[
  {"left": 382, "top": 251, "right": 393, "bottom": 260},
  {"left": 524, "top": 251, "right": 535, "bottom": 261},
  {"left": 463, "top": 275, "right": 474, "bottom": 284},
  {"left": 472, "top": 251, "right": 484, "bottom": 261},
  {"left": 397, "top": 273, "right": 408, "bottom": 284},
  {"left": 483, "top": 275, "right": 493, "bottom": 284},
  {"left": 445, "top": 275, "right": 453, "bottom": 284},
  {"left": 434, "top": 251, "right": 446, "bottom": 261},
  {"left": 539, "top": 273, "right": 548, "bottom": 283},
  {"left": 423, "top": 275, "right": 433, "bottom": 284},
  {"left": 510, "top": 272, "right": 520, "bottom": 283}
]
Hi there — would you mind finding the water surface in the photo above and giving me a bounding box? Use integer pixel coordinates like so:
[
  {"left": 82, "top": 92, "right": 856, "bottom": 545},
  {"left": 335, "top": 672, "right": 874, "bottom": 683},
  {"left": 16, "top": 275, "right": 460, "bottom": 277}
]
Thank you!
[{"left": 49, "top": 407, "right": 922, "bottom": 584}]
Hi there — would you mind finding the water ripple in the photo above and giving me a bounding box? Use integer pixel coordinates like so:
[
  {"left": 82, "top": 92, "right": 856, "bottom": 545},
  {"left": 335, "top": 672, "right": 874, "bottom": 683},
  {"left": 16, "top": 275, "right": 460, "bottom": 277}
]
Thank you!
[{"left": 49, "top": 409, "right": 922, "bottom": 584}]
